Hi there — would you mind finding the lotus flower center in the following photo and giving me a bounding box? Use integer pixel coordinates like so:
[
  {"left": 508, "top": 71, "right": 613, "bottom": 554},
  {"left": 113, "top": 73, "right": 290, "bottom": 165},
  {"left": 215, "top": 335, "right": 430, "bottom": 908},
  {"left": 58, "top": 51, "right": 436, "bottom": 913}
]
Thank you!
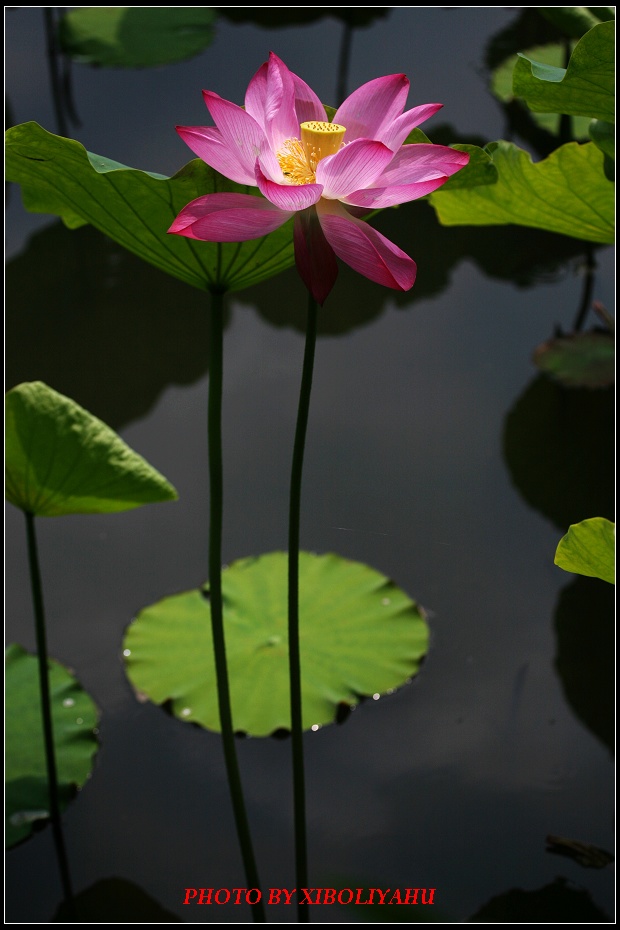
[{"left": 277, "top": 121, "right": 346, "bottom": 185}]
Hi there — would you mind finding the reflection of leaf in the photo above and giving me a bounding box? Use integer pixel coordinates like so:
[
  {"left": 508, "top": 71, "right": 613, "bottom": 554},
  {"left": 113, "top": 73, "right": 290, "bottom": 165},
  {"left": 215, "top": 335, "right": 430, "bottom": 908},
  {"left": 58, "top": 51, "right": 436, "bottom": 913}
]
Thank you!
[
  {"left": 484, "top": 8, "right": 566, "bottom": 71},
  {"left": 251, "top": 199, "right": 597, "bottom": 336},
  {"left": 124, "top": 551, "right": 429, "bottom": 737},
  {"left": 554, "top": 575, "right": 615, "bottom": 752},
  {"left": 513, "top": 22, "right": 615, "bottom": 122},
  {"left": 537, "top": 7, "right": 614, "bottom": 39},
  {"left": 218, "top": 7, "right": 390, "bottom": 28},
  {"left": 467, "top": 877, "right": 611, "bottom": 922},
  {"left": 59, "top": 7, "right": 216, "bottom": 68},
  {"left": 5, "top": 222, "right": 220, "bottom": 431},
  {"left": 546, "top": 834, "right": 614, "bottom": 869},
  {"left": 5, "top": 644, "right": 99, "bottom": 848},
  {"left": 54, "top": 878, "right": 181, "bottom": 922},
  {"left": 429, "top": 140, "right": 614, "bottom": 244},
  {"left": 533, "top": 330, "right": 615, "bottom": 388},
  {"left": 554, "top": 517, "right": 615, "bottom": 584},
  {"left": 503, "top": 376, "right": 614, "bottom": 531},
  {"left": 5, "top": 122, "right": 296, "bottom": 292},
  {"left": 5, "top": 382, "right": 178, "bottom": 516}
]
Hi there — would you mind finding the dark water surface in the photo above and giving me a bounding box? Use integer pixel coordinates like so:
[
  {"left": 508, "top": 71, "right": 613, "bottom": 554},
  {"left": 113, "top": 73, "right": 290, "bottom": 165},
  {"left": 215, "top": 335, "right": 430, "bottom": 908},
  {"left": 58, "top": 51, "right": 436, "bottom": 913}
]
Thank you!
[{"left": 5, "top": 7, "right": 615, "bottom": 923}]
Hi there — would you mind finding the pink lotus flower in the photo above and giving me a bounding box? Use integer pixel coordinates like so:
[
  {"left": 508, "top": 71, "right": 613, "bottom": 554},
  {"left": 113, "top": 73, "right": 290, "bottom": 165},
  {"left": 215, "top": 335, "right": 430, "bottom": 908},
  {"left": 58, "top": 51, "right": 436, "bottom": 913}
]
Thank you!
[{"left": 169, "top": 53, "right": 469, "bottom": 304}]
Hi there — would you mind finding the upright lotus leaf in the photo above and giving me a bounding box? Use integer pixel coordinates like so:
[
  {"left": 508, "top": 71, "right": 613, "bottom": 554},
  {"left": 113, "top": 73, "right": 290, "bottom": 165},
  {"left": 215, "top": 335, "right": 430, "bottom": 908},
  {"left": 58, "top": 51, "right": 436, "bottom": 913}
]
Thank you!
[
  {"left": 589, "top": 118, "right": 615, "bottom": 178},
  {"left": 429, "top": 140, "right": 614, "bottom": 243},
  {"left": 123, "top": 551, "right": 430, "bottom": 736},
  {"left": 5, "top": 381, "right": 178, "bottom": 516},
  {"left": 554, "top": 518, "right": 615, "bottom": 584},
  {"left": 5, "top": 122, "right": 296, "bottom": 292},
  {"left": 5, "top": 644, "right": 99, "bottom": 848},
  {"left": 513, "top": 21, "right": 615, "bottom": 122},
  {"left": 490, "top": 43, "right": 591, "bottom": 139},
  {"left": 58, "top": 7, "right": 216, "bottom": 68}
]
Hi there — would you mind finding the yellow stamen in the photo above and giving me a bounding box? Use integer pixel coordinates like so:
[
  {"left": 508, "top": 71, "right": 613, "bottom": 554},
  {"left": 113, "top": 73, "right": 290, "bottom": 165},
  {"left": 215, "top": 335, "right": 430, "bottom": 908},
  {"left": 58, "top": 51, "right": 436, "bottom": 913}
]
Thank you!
[
  {"left": 277, "top": 138, "right": 316, "bottom": 185},
  {"left": 276, "top": 121, "right": 346, "bottom": 185}
]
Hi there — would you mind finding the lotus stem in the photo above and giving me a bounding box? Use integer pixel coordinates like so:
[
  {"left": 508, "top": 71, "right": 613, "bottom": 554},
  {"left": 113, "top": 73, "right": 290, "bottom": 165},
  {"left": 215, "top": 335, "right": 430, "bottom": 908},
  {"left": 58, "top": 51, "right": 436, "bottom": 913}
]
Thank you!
[
  {"left": 207, "top": 288, "right": 266, "bottom": 922},
  {"left": 288, "top": 292, "right": 319, "bottom": 922}
]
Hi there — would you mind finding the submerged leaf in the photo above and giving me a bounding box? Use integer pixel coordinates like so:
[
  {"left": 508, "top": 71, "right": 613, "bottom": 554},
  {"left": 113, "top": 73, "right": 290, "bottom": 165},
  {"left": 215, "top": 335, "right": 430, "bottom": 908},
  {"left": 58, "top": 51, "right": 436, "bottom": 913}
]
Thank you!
[
  {"left": 5, "top": 381, "right": 178, "bottom": 516},
  {"left": 5, "top": 122, "right": 296, "bottom": 292},
  {"left": 429, "top": 139, "right": 614, "bottom": 243},
  {"left": 123, "top": 551, "right": 429, "bottom": 736},
  {"left": 58, "top": 7, "right": 216, "bottom": 68},
  {"left": 5, "top": 644, "right": 99, "bottom": 848},
  {"left": 533, "top": 331, "right": 614, "bottom": 387},
  {"left": 554, "top": 517, "right": 615, "bottom": 584}
]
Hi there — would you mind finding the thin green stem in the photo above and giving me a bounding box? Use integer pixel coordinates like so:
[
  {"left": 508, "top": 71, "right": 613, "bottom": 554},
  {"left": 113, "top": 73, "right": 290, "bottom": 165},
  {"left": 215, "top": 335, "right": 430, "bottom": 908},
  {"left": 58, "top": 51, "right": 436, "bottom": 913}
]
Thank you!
[
  {"left": 288, "top": 293, "right": 318, "bottom": 922},
  {"left": 207, "top": 291, "right": 266, "bottom": 922},
  {"left": 572, "top": 246, "right": 596, "bottom": 332},
  {"left": 25, "top": 511, "right": 77, "bottom": 919}
]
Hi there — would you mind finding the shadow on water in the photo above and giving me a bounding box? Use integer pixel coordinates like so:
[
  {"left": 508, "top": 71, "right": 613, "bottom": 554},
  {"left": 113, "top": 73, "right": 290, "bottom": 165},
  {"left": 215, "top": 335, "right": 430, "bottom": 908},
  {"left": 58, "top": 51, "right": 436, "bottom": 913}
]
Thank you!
[
  {"left": 502, "top": 375, "right": 614, "bottom": 531},
  {"left": 5, "top": 222, "right": 230, "bottom": 431},
  {"left": 553, "top": 574, "right": 615, "bottom": 754}
]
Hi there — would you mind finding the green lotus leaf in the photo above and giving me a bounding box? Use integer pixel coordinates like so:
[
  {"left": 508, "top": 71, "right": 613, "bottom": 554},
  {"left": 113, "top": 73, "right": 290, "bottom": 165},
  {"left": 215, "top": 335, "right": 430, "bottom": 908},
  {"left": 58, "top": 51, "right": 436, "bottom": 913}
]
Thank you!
[
  {"left": 5, "top": 122, "right": 296, "bottom": 293},
  {"left": 123, "top": 551, "right": 430, "bottom": 736},
  {"left": 533, "top": 331, "right": 614, "bottom": 387},
  {"left": 513, "top": 21, "right": 615, "bottom": 122},
  {"left": 58, "top": 7, "right": 216, "bottom": 68},
  {"left": 589, "top": 118, "right": 615, "bottom": 160},
  {"left": 490, "top": 43, "right": 591, "bottom": 138},
  {"left": 429, "top": 139, "right": 614, "bottom": 243},
  {"left": 5, "top": 644, "right": 99, "bottom": 848},
  {"left": 5, "top": 381, "right": 178, "bottom": 516},
  {"left": 554, "top": 517, "right": 615, "bottom": 584}
]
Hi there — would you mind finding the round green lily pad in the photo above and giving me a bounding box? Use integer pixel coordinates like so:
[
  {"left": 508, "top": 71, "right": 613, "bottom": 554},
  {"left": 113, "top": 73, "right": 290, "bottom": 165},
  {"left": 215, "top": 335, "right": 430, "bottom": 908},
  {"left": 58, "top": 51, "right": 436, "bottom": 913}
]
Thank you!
[
  {"left": 123, "top": 551, "right": 429, "bottom": 737},
  {"left": 5, "top": 644, "right": 99, "bottom": 848}
]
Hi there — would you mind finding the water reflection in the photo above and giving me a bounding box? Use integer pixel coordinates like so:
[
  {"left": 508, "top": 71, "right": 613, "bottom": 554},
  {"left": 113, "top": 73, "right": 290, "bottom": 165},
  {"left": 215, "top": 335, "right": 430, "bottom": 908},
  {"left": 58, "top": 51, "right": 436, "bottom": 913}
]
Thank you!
[
  {"left": 502, "top": 375, "right": 614, "bottom": 530},
  {"left": 553, "top": 575, "right": 615, "bottom": 754},
  {"left": 468, "top": 876, "right": 611, "bottom": 922},
  {"left": 54, "top": 877, "right": 181, "bottom": 922},
  {"left": 250, "top": 200, "right": 599, "bottom": 336},
  {"left": 5, "top": 222, "right": 226, "bottom": 430}
]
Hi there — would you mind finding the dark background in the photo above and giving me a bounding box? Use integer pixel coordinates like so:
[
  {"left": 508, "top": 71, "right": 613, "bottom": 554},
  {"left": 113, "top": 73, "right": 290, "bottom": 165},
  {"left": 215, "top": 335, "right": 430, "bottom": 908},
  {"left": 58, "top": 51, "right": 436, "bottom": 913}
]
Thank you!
[{"left": 5, "top": 7, "right": 615, "bottom": 923}]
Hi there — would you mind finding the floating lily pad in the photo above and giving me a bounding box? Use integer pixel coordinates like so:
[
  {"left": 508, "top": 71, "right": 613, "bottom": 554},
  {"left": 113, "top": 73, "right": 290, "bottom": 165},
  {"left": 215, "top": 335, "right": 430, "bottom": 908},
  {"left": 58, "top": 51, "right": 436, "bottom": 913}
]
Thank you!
[
  {"left": 5, "top": 122, "right": 296, "bottom": 293},
  {"left": 5, "top": 644, "right": 99, "bottom": 848},
  {"left": 123, "top": 552, "right": 429, "bottom": 736},
  {"left": 59, "top": 7, "right": 216, "bottom": 68},
  {"left": 533, "top": 330, "right": 615, "bottom": 387},
  {"left": 5, "top": 381, "right": 178, "bottom": 516},
  {"left": 554, "top": 517, "right": 615, "bottom": 584}
]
